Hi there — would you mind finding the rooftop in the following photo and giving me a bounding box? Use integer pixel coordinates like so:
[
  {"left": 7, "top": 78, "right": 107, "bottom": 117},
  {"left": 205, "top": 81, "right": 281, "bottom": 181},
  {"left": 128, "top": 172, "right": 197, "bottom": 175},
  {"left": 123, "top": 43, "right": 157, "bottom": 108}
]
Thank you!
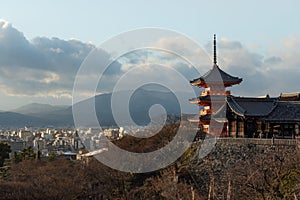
[
  {"left": 190, "top": 35, "right": 242, "bottom": 87},
  {"left": 263, "top": 101, "right": 300, "bottom": 122},
  {"left": 227, "top": 96, "right": 278, "bottom": 117}
]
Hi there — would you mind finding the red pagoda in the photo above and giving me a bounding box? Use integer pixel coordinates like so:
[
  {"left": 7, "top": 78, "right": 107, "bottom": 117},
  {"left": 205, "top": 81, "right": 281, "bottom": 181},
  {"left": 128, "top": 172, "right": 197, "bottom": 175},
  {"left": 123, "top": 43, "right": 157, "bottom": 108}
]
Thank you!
[{"left": 189, "top": 35, "right": 242, "bottom": 136}]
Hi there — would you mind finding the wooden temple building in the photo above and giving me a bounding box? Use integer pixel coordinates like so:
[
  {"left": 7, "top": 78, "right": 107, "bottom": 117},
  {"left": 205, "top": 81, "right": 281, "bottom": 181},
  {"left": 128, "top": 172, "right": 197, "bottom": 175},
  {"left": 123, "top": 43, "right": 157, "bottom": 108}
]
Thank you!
[{"left": 189, "top": 35, "right": 300, "bottom": 139}]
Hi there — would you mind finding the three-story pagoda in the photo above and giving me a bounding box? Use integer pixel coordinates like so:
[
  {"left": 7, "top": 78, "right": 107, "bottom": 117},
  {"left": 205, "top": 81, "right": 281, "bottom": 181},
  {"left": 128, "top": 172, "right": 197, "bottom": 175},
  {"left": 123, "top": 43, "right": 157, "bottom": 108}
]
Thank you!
[{"left": 189, "top": 35, "right": 242, "bottom": 136}]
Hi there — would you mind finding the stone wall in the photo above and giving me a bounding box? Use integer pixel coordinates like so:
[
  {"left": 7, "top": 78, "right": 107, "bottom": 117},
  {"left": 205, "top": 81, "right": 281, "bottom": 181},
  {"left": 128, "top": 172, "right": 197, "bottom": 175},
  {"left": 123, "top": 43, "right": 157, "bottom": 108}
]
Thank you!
[{"left": 184, "top": 138, "right": 299, "bottom": 199}]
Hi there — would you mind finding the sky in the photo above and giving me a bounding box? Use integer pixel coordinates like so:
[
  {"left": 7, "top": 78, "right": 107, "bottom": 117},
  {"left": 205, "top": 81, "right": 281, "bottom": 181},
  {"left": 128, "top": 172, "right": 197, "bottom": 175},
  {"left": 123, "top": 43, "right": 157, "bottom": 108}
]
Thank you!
[{"left": 0, "top": 0, "right": 300, "bottom": 110}]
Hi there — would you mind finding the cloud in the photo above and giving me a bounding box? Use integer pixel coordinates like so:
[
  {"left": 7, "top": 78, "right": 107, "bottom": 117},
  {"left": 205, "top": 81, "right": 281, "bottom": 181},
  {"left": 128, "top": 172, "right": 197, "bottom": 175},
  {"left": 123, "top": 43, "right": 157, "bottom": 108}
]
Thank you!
[
  {"left": 0, "top": 19, "right": 299, "bottom": 107},
  {"left": 152, "top": 36, "right": 212, "bottom": 75},
  {"left": 219, "top": 38, "right": 243, "bottom": 50},
  {"left": 117, "top": 48, "right": 201, "bottom": 84},
  {"left": 0, "top": 19, "right": 123, "bottom": 99},
  {"left": 99, "top": 36, "right": 300, "bottom": 98},
  {"left": 215, "top": 37, "right": 300, "bottom": 97}
]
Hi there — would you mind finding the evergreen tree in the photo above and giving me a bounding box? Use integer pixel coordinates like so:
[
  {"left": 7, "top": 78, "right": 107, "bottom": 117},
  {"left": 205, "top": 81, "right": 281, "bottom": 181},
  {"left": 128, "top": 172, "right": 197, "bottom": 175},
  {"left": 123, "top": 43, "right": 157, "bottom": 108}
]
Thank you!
[{"left": 0, "top": 142, "right": 11, "bottom": 167}]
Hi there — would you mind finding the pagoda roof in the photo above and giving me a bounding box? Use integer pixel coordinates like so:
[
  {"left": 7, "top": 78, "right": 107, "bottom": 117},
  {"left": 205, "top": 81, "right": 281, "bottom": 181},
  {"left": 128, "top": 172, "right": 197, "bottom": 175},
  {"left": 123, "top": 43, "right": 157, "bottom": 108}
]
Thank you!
[
  {"left": 190, "top": 64, "right": 243, "bottom": 87},
  {"left": 200, "top": 114, "right": 211, "bottom": 121},
  {"left": 190, "top": 35, "right": 242, "bottom": 87}
]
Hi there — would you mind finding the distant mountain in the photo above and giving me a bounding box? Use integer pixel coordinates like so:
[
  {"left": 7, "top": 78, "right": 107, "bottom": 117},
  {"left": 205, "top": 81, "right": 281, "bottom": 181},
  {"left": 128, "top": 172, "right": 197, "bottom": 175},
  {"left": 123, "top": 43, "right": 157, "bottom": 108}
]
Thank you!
[
  {"left": 72, "top": 89, "right": 196, "bottom": 127},
  {"left": 0, "top": 112, "right": 48, "bottom": 128},
  {"left": 12, "top": 103, "right": 69, "bottom": 115},
  {"left": 1, "top": 89, "right": 197, "bottom": 128}
]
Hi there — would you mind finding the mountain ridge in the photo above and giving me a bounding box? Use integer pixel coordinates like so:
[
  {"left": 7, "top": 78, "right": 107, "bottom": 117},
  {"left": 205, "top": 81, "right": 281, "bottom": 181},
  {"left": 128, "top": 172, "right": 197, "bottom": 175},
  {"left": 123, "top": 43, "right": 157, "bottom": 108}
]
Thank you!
[{"left": 0, "top": 89, "right": 197, "bottom": 128}]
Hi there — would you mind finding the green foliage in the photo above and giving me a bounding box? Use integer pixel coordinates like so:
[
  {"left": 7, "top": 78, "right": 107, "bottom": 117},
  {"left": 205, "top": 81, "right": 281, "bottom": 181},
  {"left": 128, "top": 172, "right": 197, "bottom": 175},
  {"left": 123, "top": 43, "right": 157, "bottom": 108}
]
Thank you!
[
  {"left": 13, "top": 146, "right": 36, "bottom": 163},
  {"left": 0, "top": 142, "right": 11, "bottom": 167}
]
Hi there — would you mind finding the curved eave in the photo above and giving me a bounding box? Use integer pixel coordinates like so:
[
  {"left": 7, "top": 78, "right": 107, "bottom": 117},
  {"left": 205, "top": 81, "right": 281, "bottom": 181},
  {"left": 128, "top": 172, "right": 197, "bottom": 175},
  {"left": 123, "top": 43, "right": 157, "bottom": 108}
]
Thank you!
[
  {"left": 189, "top": 100, "right": 211, "bottom": 106},
  {"left": 190, "top": 80, "right": 242, "bottom": 88},
  {"left": 188, "top": 98, "right": 201, "bottom": 104},
  {"left": 226, "top": 97, "right": 246, "bottom": 117},
  {"left": 189, "top": 97, "right": 212, "bottom": 105},
  {"left": 190, "top": 64, "right": 243, "bottom": 88},
  {"left": 223, "top": 80, "right": 243, "bottom": 87}
]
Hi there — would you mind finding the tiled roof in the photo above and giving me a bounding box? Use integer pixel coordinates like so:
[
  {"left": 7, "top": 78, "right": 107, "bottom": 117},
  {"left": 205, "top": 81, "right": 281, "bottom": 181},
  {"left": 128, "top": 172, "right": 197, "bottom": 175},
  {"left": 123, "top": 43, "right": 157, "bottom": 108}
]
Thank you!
[
  {"left": 263, "top": 101, "right": 300, "bottom": 122},
  {"left": 226, "top": 96, "right": 278, "bottom": 117},
  {"left": 190, "top": 64, "right": 242, "bottom": 85}
]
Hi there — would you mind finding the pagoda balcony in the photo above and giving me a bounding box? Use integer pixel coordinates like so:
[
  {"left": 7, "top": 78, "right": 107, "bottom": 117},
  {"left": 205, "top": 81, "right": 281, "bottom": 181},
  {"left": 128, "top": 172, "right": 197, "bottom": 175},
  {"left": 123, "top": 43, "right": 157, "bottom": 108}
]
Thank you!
[
  {"left": 200, "top": 90, "right": 230, "bottom": 97},
  {"left": 207, "top": 90, "right": 231, "bottom": 96},
  {"left": 189, "top": 95, "right": 227, "bottom": 105},
  {"left": 200, "top": 109, "right": 212, "bottom": 115}
]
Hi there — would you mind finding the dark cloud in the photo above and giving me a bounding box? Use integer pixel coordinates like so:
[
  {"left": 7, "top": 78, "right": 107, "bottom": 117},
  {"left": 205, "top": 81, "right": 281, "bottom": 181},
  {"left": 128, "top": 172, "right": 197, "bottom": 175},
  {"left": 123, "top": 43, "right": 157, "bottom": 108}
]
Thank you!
[
  {"left": 32, "top": 37, "right": 94, "bottom": 72},
  {"left": 0, "top": 21, "right": 49, "bottom": 69},
  {"left": 0, "top": 20, "right": 122, "bottom": 98}
]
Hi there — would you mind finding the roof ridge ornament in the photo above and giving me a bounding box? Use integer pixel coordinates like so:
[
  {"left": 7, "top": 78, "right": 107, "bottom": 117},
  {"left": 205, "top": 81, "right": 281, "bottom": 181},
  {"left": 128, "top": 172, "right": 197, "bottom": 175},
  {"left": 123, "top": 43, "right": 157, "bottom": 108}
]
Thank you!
[{"left": 213, "top": 34, "right": 217, "bottom": 65}]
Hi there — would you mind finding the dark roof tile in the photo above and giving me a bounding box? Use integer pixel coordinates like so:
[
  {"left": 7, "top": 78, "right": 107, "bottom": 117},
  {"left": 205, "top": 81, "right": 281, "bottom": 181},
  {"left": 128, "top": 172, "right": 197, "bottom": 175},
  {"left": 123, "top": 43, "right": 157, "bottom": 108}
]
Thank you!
[
  {"left": 226, "top": 96, "right": 278, "bottom": 117},
  {"left": 264, "top": 101, "right": 300, "bottom": 122},
  {"left": 190, "top": 64, "right": 242, "bottom": 85}
]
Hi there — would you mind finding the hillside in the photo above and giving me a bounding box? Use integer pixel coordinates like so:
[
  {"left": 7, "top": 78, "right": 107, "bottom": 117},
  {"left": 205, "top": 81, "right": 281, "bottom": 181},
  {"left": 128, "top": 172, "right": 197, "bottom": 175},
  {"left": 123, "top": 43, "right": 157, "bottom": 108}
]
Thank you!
[{"left": 0, "top": 124, "right": 299, "bottom": 199}]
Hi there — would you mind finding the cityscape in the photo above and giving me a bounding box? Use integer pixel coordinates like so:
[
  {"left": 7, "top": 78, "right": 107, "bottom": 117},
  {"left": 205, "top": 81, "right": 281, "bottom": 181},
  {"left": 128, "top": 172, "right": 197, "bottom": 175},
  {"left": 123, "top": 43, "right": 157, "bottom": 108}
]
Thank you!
[{"left": 1, "top": 1, "right": 300, "bottom": 199}]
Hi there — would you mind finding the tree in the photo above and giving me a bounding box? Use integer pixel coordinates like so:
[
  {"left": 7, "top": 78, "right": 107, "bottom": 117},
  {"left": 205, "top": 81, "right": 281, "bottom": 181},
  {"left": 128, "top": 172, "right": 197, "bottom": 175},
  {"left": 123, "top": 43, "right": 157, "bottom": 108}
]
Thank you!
[
  {"left": 0, "top": 142, "right": 11, "bottom": 167},
  {"left": 13, "top": 146, "right": 36, "bottom": 163}
]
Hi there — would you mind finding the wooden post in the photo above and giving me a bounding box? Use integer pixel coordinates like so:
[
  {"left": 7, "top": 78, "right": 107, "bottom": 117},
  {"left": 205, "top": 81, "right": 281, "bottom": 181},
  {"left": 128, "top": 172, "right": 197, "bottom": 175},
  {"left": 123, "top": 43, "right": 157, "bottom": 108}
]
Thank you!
[
  {"left": 228, "top": 119, "right": 231, "bottom": 137},
  {"left": 270, "top": 123, "right": 274, "bottom": 138},
  {"left": 236, "top": 118, "right": 239, "bottom": 138}
]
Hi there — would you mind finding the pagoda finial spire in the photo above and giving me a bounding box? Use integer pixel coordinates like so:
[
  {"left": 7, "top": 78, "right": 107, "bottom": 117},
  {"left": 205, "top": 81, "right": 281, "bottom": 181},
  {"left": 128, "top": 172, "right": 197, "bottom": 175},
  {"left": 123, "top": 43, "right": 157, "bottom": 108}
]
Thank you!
[{"left": 213, "top": 34, "right": 217, "bottom": 65}]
